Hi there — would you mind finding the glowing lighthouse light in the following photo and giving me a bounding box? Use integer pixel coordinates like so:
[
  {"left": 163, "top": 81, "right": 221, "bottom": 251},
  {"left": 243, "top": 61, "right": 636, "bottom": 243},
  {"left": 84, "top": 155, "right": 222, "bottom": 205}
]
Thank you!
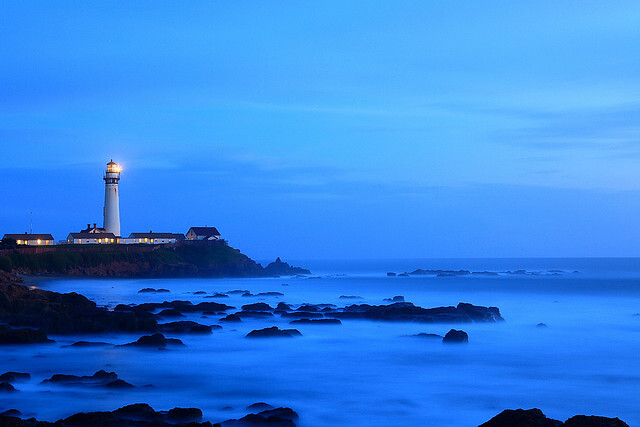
[{"left": 103, "top": 159, "right": 122, "bottom": 236}]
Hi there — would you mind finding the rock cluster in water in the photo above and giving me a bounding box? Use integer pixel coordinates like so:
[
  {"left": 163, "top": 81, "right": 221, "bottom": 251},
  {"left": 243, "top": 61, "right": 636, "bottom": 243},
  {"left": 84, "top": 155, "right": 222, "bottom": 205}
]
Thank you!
[{"left": 480, "top": 408, "right": 629, "bottom": 427}]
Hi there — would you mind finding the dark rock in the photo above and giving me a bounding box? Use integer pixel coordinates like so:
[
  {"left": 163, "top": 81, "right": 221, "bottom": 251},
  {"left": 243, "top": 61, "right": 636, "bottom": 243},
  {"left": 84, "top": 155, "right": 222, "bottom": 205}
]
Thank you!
[
  {"left": 246, "top": 327, "right": 302, "bottom": 338},
  {"left": 258, "top": 407, "right": 299, "bottom": 421},
  {"left": 122, "top": 333, "right": 184, "bottom": 348},
  {"left": 157, "top": 308, "right": 185, "bottom": 318},
  {"left": 329, "top": 302, "right": 503, "bottom": 323},
  {"left": 220, "top": 313, "right": 242, "bottom": 322},
  {"left": 0, "top": 409, "right": 21, "bottom": 416},
  {"left": 227, "top": 290, "right": 250, "bottom": 294},
  {"left": 193, "top": 291, "right": 207, "bottom": 295},
  {"left": 246, "top": 403, "right": 274, "bottom": 411},
  {"left": 242, "top": 292, "right": 254, "bottom": 297},
  {"left": 263, "top": 257, "right": 311, "bottom": 276},
  {"left": 0, "top": 372, "right": 31, "bottom": 382},
  {"left": 410, "top": 269, "right": 470, "bottom": 276},
  {"left": 225, "top": 407, "right": 298, "bottom": 427},
  {"left": 0, "top": 325, "right": 53, "bottom": 344},
  {"left": 443, "top": 329, "right": 468, "bottom": 343},
  {"left": 166, "top": 407, "right": 203, "bottom": 423},
  {"left": 160, "top": 321, "right": 213, "bottom": 334},
  {"left": 242, "top": 303, "right": 274, "bottom": 311},
  {"left": 564, "top": 415, "right": 629, "bottom": 427},
  {"left": 289, "top": 318, "right": 341, "bottom": 325},
  {"left": 256, "top": 292, "right": 284, "bottom": 297},
  {"left": 0, "top": 283, "right": 159, "bottom": 334},
  {"left": 43, "top": 370, "right": 118, "bottom": 385},
  {"left": 412, "top": 333, "right": 442, "bottom": 339},
  {"left": 0, "top": 382, "right": 17, "bottom": 392},
  {"left": 209, "top": 293, "right": 229, "bottom": 298},
  {"left": 68, "top": 341, "right": 112, "bottom": 347},
  {"left": 138, "top": 288, "right": 157, "bottom": 293},
  {"left": 479, "top": 408, "right": 561, "bottom": 427},
  {"left": 387, "top": 272, "right": 397, "bottom": 276},
  {"left": 105, "top": 379, "right": 135, "bottom": 389},
  {"left": 398, "top": 273, "right": 409, "bottom": 277},
  {"left": 276, "top": 302, "right": 292, "bottom": 311},
  {"left": 156, "top": 289, "right": 170, "bottom": 293},
  {"left": 537, "top": 323, "right": 548, "bottom": 328},
  {"left": 339, "top": 295, "right": 362, "bottom": 299},
  {"left": 383, "top": 296, "right": 404, "bottom": 302},
  {"left": 296, "top": 304, "right": 319, "bottom": 312},
  {"left": 112, "top": 403, "right": 156, "bottom": 421}
]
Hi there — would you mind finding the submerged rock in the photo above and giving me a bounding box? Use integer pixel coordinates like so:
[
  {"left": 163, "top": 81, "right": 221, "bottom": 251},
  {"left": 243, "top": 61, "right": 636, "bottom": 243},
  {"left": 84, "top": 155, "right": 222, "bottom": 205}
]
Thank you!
[
  {"left": 564, "top": 415, "right": 629, "bottom": 426},
  {"left": 166, "top": 407, "right": 203, "bottom": 423},
  {"left": 246, "top": 327, "right": 302, "bottom": 338},
  {"left": 411, "top": 333, "right": 442, "bottom": 339},
  {"left": 67, "top": 341, "right": 112, "bottom": 347},
  {"left": 479, "top": 408, "right": 560, "bottom": 427},
  {"left": 442, "top": 329, "right": 468, "bottom": 343},
  {"left": 0, "top": 325, "right": 53, "bottom": 344},
  {"left": 0, "top": 372, "right": 31, "bottom": 382},
  {"left": 0, "top": 382, "right": 17, "bottom": 392},
  {"left": 159, "top": 321, "right": 213, "bottom": 334},
  {"left": 242, "top": 302, "right": 274, "bottom": 311},
  {"left": 121, "top": 333, "right": 184, "bottom": 348},
  {"left": 328, "top": 302, "right": 503, "bottom": 323},
  {"left": 220, "top": 313, "right": 242, "bottom": 322}
]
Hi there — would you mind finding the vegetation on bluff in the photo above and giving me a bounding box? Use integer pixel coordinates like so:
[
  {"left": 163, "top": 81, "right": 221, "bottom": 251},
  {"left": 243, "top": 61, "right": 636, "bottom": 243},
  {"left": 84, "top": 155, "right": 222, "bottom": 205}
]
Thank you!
[{"left": 0, "top": 245, "right": 308, "bottom": 278}]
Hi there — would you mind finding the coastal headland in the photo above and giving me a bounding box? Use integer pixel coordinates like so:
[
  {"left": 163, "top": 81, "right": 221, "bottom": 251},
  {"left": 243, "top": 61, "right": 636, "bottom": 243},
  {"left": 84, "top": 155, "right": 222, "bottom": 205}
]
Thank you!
[{"left": 0, "top": 244, "right": 309, "bottom": 279}]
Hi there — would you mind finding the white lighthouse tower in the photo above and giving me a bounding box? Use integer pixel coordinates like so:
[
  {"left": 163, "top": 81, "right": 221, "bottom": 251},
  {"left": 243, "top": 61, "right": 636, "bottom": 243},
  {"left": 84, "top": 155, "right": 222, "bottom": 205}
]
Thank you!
[{"left": 103, "top": 159, "right": 122, "bottom": 236}]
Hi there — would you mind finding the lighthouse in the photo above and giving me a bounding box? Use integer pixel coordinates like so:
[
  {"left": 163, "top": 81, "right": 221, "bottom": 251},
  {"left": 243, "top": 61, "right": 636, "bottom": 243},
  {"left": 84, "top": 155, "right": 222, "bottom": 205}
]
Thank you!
[{"left": 103, "top": 159, "right": 122, "bottom": 236}]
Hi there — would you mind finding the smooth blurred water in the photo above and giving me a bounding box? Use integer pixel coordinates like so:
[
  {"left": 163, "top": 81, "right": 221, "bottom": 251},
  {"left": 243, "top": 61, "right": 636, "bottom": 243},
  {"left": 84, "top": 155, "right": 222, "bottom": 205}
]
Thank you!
[{"left": 2, "top": 258, "right": 639, "bottom": 426}]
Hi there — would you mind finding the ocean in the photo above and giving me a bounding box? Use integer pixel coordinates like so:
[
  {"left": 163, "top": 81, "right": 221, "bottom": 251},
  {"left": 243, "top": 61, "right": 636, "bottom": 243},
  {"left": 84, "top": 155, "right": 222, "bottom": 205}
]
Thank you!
[{"left": 2, "top": 258, "right": 640, "bottom": 426}]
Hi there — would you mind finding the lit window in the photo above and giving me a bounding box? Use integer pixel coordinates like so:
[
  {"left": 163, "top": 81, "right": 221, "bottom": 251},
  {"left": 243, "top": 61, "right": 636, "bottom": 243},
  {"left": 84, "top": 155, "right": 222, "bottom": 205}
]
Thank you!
[
  {"left": 139, "top": 238, "right": 142, "bottom": 243},
  {"left": 17, "top": 240, "right": 22, "bottom": 244},
  {"left": 37, "top": 239, "right": 42, "bottom": 244},
  {"left": 144, "top": 238, "right": 148, "bottom": 242}
]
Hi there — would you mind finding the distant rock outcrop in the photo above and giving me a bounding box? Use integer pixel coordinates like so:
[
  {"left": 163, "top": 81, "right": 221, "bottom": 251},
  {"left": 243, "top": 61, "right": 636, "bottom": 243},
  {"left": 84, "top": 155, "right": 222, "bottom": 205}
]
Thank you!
[
  {"left": 327, "top": 302, "right": 503, "bottom": 323},
  {"left": 246, "top": 326, "right": 302, "bottom": 338},
  {"left": 480, "top": 408, "right": 629, "bottom": 427},
  {"left": 263, "top": 257, "right": 311, "bottom": 276}
]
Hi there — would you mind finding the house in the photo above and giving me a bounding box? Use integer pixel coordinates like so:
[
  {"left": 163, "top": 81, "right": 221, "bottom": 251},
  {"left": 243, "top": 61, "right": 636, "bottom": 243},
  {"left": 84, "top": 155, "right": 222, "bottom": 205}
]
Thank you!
[
  {"left": 186, "top": 227, "right": 221, "bottom": 241},
  {"left": 67, "top": 232, "right": 118, "bottom": 244},
  {"left": 3, "top": 233, "right": 55, "bottom": 246},
  {"left": 120, "top": 232, "right": 186, "bottom": 245}
]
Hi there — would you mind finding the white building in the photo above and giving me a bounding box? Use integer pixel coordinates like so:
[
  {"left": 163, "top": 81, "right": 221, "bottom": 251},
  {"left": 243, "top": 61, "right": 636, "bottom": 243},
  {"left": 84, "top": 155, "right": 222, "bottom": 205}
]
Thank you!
[
  {"left": 186, "top": 227, "right": 221, "bottom": 241},
  {"left": 3, "top": 233, "right": 55, "bottom": 246},
  {"left": 67, "top": 232, "right": 118, "bottom": 245},
  {"left": 120, "top": 232, "right": 185, "bottom": 245}
]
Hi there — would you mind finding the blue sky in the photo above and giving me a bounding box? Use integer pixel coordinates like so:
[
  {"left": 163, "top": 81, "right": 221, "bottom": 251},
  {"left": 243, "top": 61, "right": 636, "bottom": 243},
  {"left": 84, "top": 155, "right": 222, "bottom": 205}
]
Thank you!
[{"left": 1, "top": 1, "right": 639, "bottom": 259}]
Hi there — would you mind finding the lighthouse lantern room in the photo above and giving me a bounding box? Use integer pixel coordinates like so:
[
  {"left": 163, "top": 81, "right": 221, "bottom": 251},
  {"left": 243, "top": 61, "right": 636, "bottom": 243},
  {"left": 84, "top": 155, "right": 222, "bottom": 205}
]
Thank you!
[{"left": 103, "top": 159, "right": 121, "bottom": 236}]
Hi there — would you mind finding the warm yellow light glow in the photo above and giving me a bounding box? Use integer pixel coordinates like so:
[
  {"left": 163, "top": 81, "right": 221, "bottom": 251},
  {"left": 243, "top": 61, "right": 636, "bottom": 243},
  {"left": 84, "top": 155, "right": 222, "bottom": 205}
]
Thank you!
[
  {"left": 37, "top": 239, "right": 41, "bottom": 244},
  {"left": 17, "top": 240, "right": 22, "bottom": 244},
  {"left": 144, "top": 238, "right": 148, "bottom": 242}
]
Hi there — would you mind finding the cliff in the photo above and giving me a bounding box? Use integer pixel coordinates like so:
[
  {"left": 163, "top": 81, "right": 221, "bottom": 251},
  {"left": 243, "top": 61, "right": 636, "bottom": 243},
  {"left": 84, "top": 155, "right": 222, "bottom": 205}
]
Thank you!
[{"left": 0, "top": 245, "right": 310, "bottom": 278}]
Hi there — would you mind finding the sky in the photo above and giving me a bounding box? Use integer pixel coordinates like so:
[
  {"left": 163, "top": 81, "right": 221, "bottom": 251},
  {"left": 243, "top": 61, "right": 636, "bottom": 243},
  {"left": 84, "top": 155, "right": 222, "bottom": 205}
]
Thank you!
[{"left": 1, "top": 1, "right": 639, "bottom": 260}]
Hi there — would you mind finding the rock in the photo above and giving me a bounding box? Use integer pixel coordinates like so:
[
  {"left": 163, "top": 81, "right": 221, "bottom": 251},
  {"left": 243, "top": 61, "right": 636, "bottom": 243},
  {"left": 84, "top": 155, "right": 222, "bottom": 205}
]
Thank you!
[
  {"left": 329, "top": 302, "right": 503, "bottom": 323},
  {"left": 0, "top": 372, "right": 31, "bottom": 382},
  {"left": 339, "top": 295, "right": 362, "bottom": 299},
  {"left": 0, "top": 325, "right": 53, "bottom": 344},
  {"left": 193, "top": 291, "right": 207, "bottom": 295},
  {"left": 68, "top": 341, "right": 112, "bottom": 347},
  {"left": 0, "top": 382, "right": 17, "bottom": 392},
  {"left": 160, "top": 321, "right": 213, "bottom": 334},
  {"left": 256, "top": 292, "right": 285, "bottom": 296},
  {"left": 289, "top": 318, "right": 341, "bottom": 325},
  {"left": 242, "top": 292, "right": 254, "bottom": 297},
  {"left": 412, "top": 333, "right": 442, "bottom": 339},
  {"left": 157, "top": 308, "right": 185, "bottom": 318},
  {"left": 105, "top": 379, "right": 135, "bottom": 389},
  {"left": 246, "top": 327, "right": 302, "bottom": 338},
  {"left": 156, "top": 289, "right": 170, "bottom": 293},
  {"left": 242, "top": 303, "right": 274, "bottom": 311},
  {"left": 138, "top": 288, "right": 157, "bottom": 293},
  {"left": 479, "top": 408, "right": 561, "bottom": 427},
  {"left": 0, "top": 283, "right": 159, "bottom": 334},
  {"left": 443, "top": 329, "right": 468, "bottom": 343},
  {"left": 387, "top": 272, "right": 397, "bottom": 276},
  {"left": 276, "top": 302, "right": 292, "bottom": 311},
  {"left": 112, "top": 403, "right": 156, "bottom": 421},
  {"left": 220, "top": 313, "right": 242, "bottom": 322},
  {"left": 225, "top": 407, "right": 299, "bottom": 427},
  {"left": 209, "top": 293, "right": 229, "bottom": 298},
  {"left": 398, "top": 273, "right": 409, "bottom": 277},
  {"left": 537, "top": 323, "right": 548, "bottom": 328},
  {"left": 263, "top": 257, "right": 311, "bottom": 276},
  {"left": 166, "top": 407, "right": 203, "bottom": 423},
  {"left": 122, "top": 333, "right": 184, "bottom": 348},
  {"left": 564, "top": 415, "right": 629, "bottom": 427},
  {"left": 383, "top": 296, "right": 405, "bottom": 302},
  {"left": 237, "top": 311, "right": 274, "bottom": 318},
  {"left": 246, "top": 403, "right": 274, "bottom": 411},
  {"left": 0, "top": 409, "right": 21, "bottom": 416},
  {"left": 43, "top": 370, "right": 118, "bottom": 385},
  {"left": 227, "top": 290, "right": 250, "bottom": 294},
  {"left": 410, "top": 269, "right": 471, "bottom": 276}
]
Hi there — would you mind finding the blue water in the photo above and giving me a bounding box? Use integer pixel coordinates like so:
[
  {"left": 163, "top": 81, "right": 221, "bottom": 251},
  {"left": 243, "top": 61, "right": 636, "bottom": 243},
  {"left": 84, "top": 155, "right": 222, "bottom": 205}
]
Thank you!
[{"left": 2, "top": 258, "right": 640, "bottom": 426}]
